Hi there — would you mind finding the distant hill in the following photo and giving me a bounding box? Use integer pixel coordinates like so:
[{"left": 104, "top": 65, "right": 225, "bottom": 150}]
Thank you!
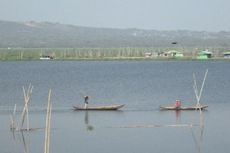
[{"left": 0, "top": 20, "right": 230, "bottom": 48}]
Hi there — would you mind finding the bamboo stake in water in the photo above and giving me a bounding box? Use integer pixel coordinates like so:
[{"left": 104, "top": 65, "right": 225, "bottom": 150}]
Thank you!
[
  {"left": 193, "top": 73, "right": 199, "bottom": 103},
  {"left": 10, "top": 104, "right": 17, "bottom": 130},
  {"left": 44, "top": 89, "right": 52, "bottom": 153},
  {"left": 20, "top": 86, "right": 27, "bottom": 129},
  {"left": 198, "top": 69, "right": 209, "bottom": 105},
  {"left": 20, "top": 84, "right": 33, "bottom": 131},
  {"left": 26, "top": 84, "right": 33, "bottom": 131},
  {"left": 193, "top": 69, "right": 208, "bottom": 113},
  {"left": 193, "top": 72, "right": 201, "bottom": 114}
]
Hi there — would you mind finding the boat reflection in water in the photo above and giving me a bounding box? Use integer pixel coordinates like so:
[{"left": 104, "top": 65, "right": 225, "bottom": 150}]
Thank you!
[{"left": 81, "top": 110, "right": 125, "bottom": 131}]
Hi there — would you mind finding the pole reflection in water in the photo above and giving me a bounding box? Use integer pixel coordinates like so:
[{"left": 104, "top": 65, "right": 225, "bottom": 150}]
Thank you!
[
  {"left": 21, "top": 131, "right": 29, "bottom": 153},
  {"left": 11, "top": 130, "right": 29, "bottom": 153},
  {"left": 191, "top": 111, "right": 205, "bottom": 153}
]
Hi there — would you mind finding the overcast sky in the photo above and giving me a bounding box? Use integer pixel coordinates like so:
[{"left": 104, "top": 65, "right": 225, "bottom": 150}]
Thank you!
[{"left": 1, "top": 0, "right": 230, "bottom": 31}]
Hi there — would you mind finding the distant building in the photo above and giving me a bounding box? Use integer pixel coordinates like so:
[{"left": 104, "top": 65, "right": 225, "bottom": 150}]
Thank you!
[
  {"left": 144, "top": 52, "right": 152, "bottom": 58},
  {"left": 197, "top": 50, "right": 213, "bottom": 59},
  {"left": 157, "top": 51, "right": 166, "bottom": 57},
  {"left": 165, "top": 50, "right": 184, "bottom": 58},
  {"left": 223, "top": 52, "right": 230, "bottom": 58},
  {"left": 40, "top": 55, "right": 54, "bottom": 60}
]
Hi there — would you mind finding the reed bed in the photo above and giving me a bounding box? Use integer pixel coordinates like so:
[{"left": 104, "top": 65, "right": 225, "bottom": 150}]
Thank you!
[{"left": 0, "top": 47, "right": 229, "bottom": 60}]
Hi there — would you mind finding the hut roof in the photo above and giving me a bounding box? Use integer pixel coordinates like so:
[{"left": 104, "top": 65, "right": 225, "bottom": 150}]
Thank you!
[
  {"left": 198, "top": 51, "right": 213, "bottom": 55},
  {"left": 223, "top": 52, "right": 230, "bottom": 55}
]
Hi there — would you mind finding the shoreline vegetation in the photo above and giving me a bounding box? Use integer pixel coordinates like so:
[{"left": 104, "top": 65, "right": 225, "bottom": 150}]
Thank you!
[{"left": 0, "top": 47, "right": 230, "bottom": 61}]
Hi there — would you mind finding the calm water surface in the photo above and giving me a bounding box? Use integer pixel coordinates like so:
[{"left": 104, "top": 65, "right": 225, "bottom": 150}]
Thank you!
[{"left": 0, "top": 61, "right": 229, "bottom": 153}]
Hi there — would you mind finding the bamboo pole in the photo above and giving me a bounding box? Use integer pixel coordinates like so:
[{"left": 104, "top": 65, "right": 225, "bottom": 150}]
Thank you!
[
  {"left": 26, "top": 84, "right": 33, "bottom": 131},
  {"left": 10, "top": 104, "right": 17, "bottom": 130},
  {"left": 193, "top": 73, "right": 199, "bottom": 102},
  {"left": 193, "top": 69, "right": 208, "bottom": 104},
  {"left": 44, "top": 89, "right": 52, "bottom": 153},
  {"left": 198, "top": 69, "right": 209, "bottom": 104},
  {"left": 193, "top": 69, "right": 208, "bottom": 113},
  {"left": 20, "top": 87, "right": 28, "bottom": 130},
  {"left": 20, "top": 84, "right": 33, "bottom": 131},
  {"left": 193, "top": 73, "right": 201, "bottom": 113}
]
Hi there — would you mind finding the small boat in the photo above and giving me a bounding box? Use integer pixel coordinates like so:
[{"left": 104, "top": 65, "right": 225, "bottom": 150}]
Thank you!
[
  {"left": 160, "top": 105, "right": 208, "bottom": 111},
  {"left": 73, "top": 104, "right": 125, "bottom": 111},
  {"left": 160, "top": 69, "right": 209, "bottom": 111}
]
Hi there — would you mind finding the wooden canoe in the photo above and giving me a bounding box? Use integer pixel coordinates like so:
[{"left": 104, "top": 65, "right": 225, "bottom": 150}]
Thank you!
[
  {"left": 73, "top": 104, "right": 125, "bottom": 111},
  {"left": 160, "top": 105, "right": 208, "bottom": 111}
]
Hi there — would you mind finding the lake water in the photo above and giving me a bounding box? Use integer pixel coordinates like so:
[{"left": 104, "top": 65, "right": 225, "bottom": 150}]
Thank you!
[{"left": 0, "top": 60, "right": 230, "bottom": 153}]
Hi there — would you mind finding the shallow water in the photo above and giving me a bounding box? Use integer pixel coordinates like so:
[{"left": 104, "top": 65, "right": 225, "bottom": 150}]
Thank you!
[{"left": 0, "top": 61, "right": 230, "bottom": 153}]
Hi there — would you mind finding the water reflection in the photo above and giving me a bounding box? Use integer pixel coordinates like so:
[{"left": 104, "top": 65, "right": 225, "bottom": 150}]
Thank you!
[
  {"left": 175, "top": 110, "right": 181, "bottom": 123},
  {"left": 11, "top": 130, "right": 29, "bottom": 153},
  {"left": 158, "top": 110, "right": 205, "bottom": 153},
  {"left": 84, "top": 111, "right": 94, "bottom": 131},
  {"left": 21, "top": 132, "right": 29, "bottom": 153},
  {"left": 174, "top": 109, "right": 205, "bottom": 153},
  {"left": 82, "top": 110, "right": 125, "bottom": 131},
  {"left": 191, "top": 112, "right": 205, "bottom": 153}
]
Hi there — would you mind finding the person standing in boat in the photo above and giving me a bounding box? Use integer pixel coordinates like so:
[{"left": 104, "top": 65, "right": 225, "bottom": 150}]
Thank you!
[
  {"left": 175, "top": 100, "right": 181, "bottom": 108},
  {"left": 84, "top": 96, "right": 89, "bottom": 109}
]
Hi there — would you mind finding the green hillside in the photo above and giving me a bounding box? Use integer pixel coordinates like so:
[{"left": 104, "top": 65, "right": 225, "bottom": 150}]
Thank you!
[{"left": 1, "top": 20, "right": 230, "bottom": 48}]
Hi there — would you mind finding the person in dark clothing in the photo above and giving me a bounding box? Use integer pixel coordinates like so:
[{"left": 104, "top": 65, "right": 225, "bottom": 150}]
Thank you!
[{"left": 84, "top": 96, "right": 89, "bottom": 108}]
